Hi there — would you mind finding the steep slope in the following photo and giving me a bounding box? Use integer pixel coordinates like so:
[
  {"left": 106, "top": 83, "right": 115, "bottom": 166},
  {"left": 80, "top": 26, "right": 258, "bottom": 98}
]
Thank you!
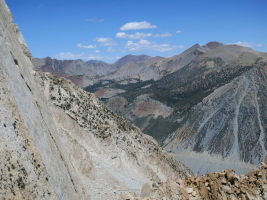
[
  {"left": 0, "top": 0, "right": 192, "bottom": 199},
  {"left": 165, "top": 62, "right": 267, "bottom": 174},
  {"left": 0, "top": 1, "right": 77, "bottom": 198},
  {"left": 38, "top": 72, "right": 192, "bottom": 197}
]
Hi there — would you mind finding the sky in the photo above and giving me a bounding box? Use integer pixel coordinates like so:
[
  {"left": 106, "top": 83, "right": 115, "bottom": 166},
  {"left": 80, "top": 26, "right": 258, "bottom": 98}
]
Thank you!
[{"left": 5, "top": 0, "right": 267, "bottom": 63}]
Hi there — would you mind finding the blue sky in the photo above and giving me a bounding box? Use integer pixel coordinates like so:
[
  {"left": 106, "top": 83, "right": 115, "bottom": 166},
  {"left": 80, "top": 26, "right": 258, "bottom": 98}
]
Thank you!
[{"left": 6, "top": 0, "right": 267, "bottom": 63}]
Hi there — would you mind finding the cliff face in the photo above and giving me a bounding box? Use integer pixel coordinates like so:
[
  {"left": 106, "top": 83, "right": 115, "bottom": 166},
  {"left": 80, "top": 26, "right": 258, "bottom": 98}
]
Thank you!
[
  {"left": 0, "top": 0, "right": 191, "bottom": 199},
  {"left": 0, "top": 1, "right": 84, "bottom": 198}
]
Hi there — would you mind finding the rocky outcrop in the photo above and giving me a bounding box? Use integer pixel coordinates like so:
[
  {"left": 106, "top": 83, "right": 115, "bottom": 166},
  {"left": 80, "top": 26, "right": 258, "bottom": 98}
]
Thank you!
[{"left": 120, "top": 163, "right": 267, "bottom": 200}]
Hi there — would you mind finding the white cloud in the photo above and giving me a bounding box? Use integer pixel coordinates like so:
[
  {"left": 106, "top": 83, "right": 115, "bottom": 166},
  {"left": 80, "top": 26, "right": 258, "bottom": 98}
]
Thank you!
[
  {"left": 154, "top": 32, "right": 172, "bottom": 37},
  {"left": 116, "top": 32, "right": 171, "bottom": 40},
  {"left": 56, "top": 52, "right": 87, "bottom": 60},
  {"left": 85, "top": 18, "right": 104, "bottom": 23},
  {"left": 87, "top": 55, "right": 103, "bottom": 60},
  {"left": 232, "top": 41, "right": 263, "bottom": 48},
  {"left": 233, "top": 41, "right": 252, "bottom": 47},
  {"left": 95, "top": 50, "right": 101, "bottom": 53},
  {"left": 120, "top": 21, "right": 157, "bottom": 31},
  {"left": 76, "top": 43, "right": 96, "bottom": 49},
  {"left": 56, "top": 52, "right": 103, "bottom": 60},
  {"left": 125, "top": 39, "right": 184, "bottom": 52},
  {"left": 95, "top": 38, "right": 110, "bottom": 43},
  {"left": 116, "top": 32, "right": 151, "bottom": 39},
  {"left": 107, "top": 47, "right": 117, "bottom": 52},
  {"left": 256, "top": 43, "right": 263, "bottom": 47},
  {"left": 176, "top": 30, "right": 182, "bottom": 33},
  {"left": 95, "top": 37, "right": 117, "bottom": 46}
]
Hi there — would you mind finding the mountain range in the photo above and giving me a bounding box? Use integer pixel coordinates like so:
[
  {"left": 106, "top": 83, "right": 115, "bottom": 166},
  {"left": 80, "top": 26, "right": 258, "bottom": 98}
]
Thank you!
[{"left": 36, "top": 41, "right": 267, "bottom": 175}]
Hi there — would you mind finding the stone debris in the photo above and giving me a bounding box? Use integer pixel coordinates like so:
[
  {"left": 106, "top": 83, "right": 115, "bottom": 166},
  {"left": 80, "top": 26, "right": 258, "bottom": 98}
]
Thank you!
[{"left": 120, "top": 164, "right": 267, "bottom": 200}]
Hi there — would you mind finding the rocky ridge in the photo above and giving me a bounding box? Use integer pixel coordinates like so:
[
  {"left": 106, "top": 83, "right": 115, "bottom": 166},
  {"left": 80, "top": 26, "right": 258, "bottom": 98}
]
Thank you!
[
  {"left": 34, "top": 54, "right": 163, "bottom": 88},
  {"left": 34, "top": 57, "right": 117, "bottom": 88}
]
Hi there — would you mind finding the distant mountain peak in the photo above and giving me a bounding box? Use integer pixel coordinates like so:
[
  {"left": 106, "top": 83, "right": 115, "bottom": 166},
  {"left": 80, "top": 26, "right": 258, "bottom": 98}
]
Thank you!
[
  {"left": 113, "top": 54, "right": 152, "bottom": 68},
  {"left": 205, "top": 41, "right": 223, "bottom": 49}
]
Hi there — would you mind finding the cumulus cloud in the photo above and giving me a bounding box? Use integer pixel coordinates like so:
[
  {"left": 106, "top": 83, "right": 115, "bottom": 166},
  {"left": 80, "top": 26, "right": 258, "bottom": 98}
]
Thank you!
[
  {"left": 76, "top": 43, "right": 96, "bottom": 49},
  {"left": 125, "top": 39, "right": 184, "bottom": 52},
  {"left": 256, "top": 44, "right": 263, "bottom": 47},
  {"left": 95, "top": 37, "right": 117, "bottom": 46},
  {"left": 85, "top": 18, "right": 104, "bottom": 23},
  {"left": 56, "top": 52, "right": 87, "bottom": 60},
  {"left": 176, "top": 30, "right": 182, "bottom": 33},
  {"left": 233, "top": 41, "right": 252, "bottom": 47},
  {"left": 116, "top": 32, "right": 171, "bottom": 39},
  {"left": 154, "top": 33, "right": 172, "bottom": 37},
  {"left": 87, "top": 55, "right": 103, "bottom": 60},
  {"left": 107, "top": 47, "right": 117, "bottom": 52},
  {"left": 232, "top": 41, "right": 263, "bottom": 48},
  {"left": 56, "top": 52, "right": 103, "bottom": 60},
  {"left": 116, "top": 32, "right": 151, "bottom": 39},
  {"left": 120, "top": 21, "right": 157, "bottom": 31}
]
